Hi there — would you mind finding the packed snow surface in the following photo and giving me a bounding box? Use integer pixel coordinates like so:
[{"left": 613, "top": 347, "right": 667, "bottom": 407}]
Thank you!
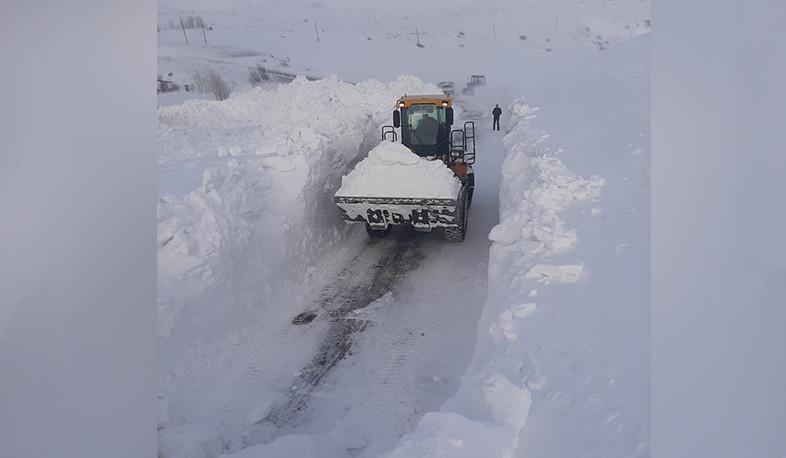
[{"left": 335, "top": 141, "right": 461, "bottom": 199}]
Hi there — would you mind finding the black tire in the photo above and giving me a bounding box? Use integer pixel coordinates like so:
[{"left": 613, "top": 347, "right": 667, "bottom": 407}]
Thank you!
[
  {"left": 366, "top": 224, "right": 391, "bottom": 238},
  {"left": 443, "top": 188, "right": 468, "bottom": 242}
]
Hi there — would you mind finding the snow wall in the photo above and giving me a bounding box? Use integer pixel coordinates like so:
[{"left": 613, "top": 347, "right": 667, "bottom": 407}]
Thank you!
[{"left": 378, "top": 101, "right": 604, "bottom": 457}]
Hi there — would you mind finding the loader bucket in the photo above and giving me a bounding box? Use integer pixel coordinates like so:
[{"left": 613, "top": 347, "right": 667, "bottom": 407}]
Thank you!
[{"left": 333, "top": 195, "right": 459, "bottom": 232}]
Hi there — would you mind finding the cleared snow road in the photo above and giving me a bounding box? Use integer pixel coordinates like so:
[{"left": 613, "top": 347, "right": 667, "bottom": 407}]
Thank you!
[{"left": 227, "top": 99, "right": 505, "bottom": 455}]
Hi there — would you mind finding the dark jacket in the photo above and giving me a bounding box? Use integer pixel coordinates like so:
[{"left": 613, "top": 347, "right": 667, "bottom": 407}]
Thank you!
[{"left": 492, "top": 106, "right": 502, "bottom": 118}]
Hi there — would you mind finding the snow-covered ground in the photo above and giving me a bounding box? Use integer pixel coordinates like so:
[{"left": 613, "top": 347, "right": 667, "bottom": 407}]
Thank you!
[
  {"left": 5, "top": 1, "right": 785, "bottom": 458},
  {"left": 155, "top": 1, "right": 650, "bottom": 457}
]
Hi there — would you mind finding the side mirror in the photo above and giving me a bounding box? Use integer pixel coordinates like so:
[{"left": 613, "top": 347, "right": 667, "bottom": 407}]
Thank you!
[
  {"left": 393, "top": 110, "right": 400, "bottom": 128},
  {"left": 446, "top": 107, "right": 453, "bottom": 126}
]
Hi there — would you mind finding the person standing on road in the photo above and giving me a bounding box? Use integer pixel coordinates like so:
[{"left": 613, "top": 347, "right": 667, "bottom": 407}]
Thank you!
[{"left": 492, "top": 104, "right": 502, "bottom": 131}]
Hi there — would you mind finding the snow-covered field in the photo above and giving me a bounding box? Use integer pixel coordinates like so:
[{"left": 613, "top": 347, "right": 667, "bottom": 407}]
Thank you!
[{"left": 3, "top": 1, "right": 786, "bottom": 458}]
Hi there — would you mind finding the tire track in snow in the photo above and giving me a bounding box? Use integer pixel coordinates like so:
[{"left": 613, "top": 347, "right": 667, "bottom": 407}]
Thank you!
[
  {"left": 241, "top": 229, "right": 426, "bottom": 447},
  {"left": 327, "top": 323, "right": 423, "bottom": 454},
  {"left": 166, "top": 292, "right": 324, "bottom": 430},
  {"left": 164, "top": 241, "right": 368, "bottom": 436}
]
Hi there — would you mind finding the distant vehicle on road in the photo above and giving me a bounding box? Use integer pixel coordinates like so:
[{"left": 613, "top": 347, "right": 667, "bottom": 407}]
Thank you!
[
  {"left": 437, "top": 81, "right": 456, "bottom": 96},
  {"left": 468, "top": 75, "right": 486, "bottom": 86},
  {"left": 462, "top": 74, "right": 486, "bottom": 95}
]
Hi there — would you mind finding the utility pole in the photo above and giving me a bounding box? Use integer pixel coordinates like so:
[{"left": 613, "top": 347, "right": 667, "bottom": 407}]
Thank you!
[
  {"left": 415, "top": 25, "right": 424, "bottom": 47},
  {"left": 201, "top": 23, "right": 207, "bottom": 44},
  {"left": 314, "top": 22, "right": 320, "bottom": 42},
  {"left": 180, "top": 18, "right": 189, "bottom": 44}
]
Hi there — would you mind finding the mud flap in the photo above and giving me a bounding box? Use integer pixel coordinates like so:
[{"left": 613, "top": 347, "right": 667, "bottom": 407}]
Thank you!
[
  {"left": 366, "top": 208, "right": 389, "bottom": 230},
  {"left": 411, "top": 209, "right": 431, "bottom": 232}
]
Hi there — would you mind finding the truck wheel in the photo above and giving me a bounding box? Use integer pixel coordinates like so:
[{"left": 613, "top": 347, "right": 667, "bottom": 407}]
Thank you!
[{"left": 443, "top": 188, "right": 468, "bottom": 242}]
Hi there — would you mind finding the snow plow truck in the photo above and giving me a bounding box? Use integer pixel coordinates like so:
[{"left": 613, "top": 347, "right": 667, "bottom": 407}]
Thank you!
[{"left": 334, "top": 94, "right": 475, "bottom": 241}]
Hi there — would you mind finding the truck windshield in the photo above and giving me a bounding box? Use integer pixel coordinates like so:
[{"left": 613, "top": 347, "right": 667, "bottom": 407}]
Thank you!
[{"left": 403, "top": 104, "right": 445, "bottom": 146}]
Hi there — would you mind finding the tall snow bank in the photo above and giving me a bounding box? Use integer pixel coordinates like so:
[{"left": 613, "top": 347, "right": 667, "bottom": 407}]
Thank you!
[
  {"left": 157, "top": 75, "right": 441, "bottom": 455},
  {"left": 158, "top": 75, "right": 439, "bottom": 335},
  {"left": 335, "top": 141, "right": 461, "bottom": 199},
  {"left": 380, "top": 100, "right": 603, "bottom": 457},
  {"left": 489, "top": 102, "right": 603, "bottom": 285}
]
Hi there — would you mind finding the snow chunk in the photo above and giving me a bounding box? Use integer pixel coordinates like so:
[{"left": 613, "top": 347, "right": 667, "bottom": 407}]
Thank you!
[
  {"left": 487, "top": 220, "right": 521, "bottom": 245},
  {"left": 245, "top": 401, "right": 273, "bottom": 425},
  {"left": 260, "top": 155, "right": 296, "bottom": 172},
  {"left": 470, "top": 371, "right": 532, "bottom": 431},
  {"left": 524, "top": 263, "right": 584, "bottom": 283},
  {"left": 441, "top": 365, "right": 533, "bottom": 435},
  {"left": 367, "top": 141, "right": 420, "bottom": 166},
  {"left": 511, "top": 302, "right": 537, "bottom": 318},
  {"left": 533, "top": 218, "right": 577, "bottom": 251},
  {"left": 491, "top": 303, "right": 537, "bottom": 343},
  {"left": 335, "top": 141, "right": 461, "bottom": 199},
  {"left": 380, "top": 411, "right": 518, "bottom": 458}
]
